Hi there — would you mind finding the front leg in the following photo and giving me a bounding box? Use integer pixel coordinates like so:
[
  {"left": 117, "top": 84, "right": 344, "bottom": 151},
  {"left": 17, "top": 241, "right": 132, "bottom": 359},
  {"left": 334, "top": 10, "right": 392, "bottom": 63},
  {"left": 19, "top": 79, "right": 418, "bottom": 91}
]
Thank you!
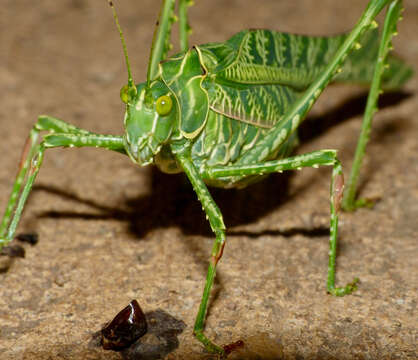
[
  {"left": 0, "top": 115, "right": 125, "bottom": 250},
  {"left": 175, "top": 150, "right": 227, "bottom": 355}
]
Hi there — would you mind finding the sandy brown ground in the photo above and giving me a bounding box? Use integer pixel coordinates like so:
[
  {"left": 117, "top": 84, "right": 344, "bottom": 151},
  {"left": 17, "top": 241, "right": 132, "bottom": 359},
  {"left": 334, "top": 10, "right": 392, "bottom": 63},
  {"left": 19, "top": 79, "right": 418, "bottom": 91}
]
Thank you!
[{"left": 0, "top": 0, "right": 417, "bottom": 359}]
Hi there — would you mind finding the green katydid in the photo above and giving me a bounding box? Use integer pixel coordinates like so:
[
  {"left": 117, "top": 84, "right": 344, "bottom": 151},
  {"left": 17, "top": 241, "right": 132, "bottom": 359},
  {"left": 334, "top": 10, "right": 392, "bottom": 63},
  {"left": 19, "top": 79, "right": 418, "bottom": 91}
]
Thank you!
[{"left": 0, "top": 0, "right": 412, "bottom": 355}]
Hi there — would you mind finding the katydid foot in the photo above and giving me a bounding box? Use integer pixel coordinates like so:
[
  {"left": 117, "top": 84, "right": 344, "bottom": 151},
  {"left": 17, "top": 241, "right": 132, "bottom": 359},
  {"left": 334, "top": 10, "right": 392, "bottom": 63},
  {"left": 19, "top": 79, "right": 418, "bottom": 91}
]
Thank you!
[
  {"left": 328, "top": 277, "right": 359, "bottom": 297},
  {"left": 342, "top": 197, "right": 379, "bottom": 212},
  {"left": 194, "top": 330, "right": 225, "bottom": 356},
  {"left": 194, "top": 331, "right": 244, "bottom": 358}
]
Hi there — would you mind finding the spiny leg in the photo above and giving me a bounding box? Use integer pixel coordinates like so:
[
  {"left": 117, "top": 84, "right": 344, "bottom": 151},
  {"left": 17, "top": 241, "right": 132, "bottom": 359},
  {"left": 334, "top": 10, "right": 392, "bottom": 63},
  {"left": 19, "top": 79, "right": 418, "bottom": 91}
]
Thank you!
[
  {"left": 148, "top": 0, "right": 193, "bottom": 78},
  {"left": 204, "top": 150, "right": 358, "bottom": 296},
  {"left": 147, "top": 0, "right": 177, "bottom": 83},
  {"left": 237, "top": 0, "right": 402, "bottom": 168},
  {"left": 179, "top": 0, "right": 194, "bottom": 52},
  {"left": 0, "top": 115, "right": 82, "bottom": 240},
  {"left": 0, "top": 131, "right": 41, "bottom": 242},
  {"left": 343, "top": 0, "right": 404, "bottom": 211},
  {"left": 0, "top": 115, "right": 125, "bottom": 250},
  {"left": 175, "top": 151, "right": 226, "bottom": 355}
]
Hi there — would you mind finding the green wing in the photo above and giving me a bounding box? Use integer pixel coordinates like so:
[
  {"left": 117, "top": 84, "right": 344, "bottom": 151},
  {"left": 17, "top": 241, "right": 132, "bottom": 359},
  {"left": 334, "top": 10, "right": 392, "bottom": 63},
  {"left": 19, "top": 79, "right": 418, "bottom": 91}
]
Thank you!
[
  {"left": 198, "top": 30, "right": 339, "bottom": 90},
  {"left": 334, "top": 28, "right": 413, "bottom": 89},
  {"left": 206, "top": 82, "right": 300, "bottom": 129},
  {"left": 200, "top": 28, "right": 411, "bottom": 88},
  {"left": 197, "top": 28, "right": 412, "bottom": 129}
]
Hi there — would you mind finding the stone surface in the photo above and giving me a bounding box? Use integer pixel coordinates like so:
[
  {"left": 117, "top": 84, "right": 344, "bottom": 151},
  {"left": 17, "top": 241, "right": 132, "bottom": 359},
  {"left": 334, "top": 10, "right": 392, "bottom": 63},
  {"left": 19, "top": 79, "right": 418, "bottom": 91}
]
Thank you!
[{"left": 0, "top": 0, "right": 417, "bottom": 359}]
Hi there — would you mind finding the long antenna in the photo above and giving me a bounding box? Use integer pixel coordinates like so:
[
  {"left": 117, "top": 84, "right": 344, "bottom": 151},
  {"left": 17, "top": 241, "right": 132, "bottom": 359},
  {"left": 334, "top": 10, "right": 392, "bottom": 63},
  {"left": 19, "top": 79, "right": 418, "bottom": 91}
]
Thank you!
[{"left": 107, "top": 0, "right": 134, "bottom": 89}]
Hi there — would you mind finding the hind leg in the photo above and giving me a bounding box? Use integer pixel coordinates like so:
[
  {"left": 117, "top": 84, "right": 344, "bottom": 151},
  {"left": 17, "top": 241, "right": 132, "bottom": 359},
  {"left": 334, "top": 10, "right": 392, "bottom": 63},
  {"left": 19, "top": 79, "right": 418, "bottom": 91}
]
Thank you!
[{"left": 343, "top": 0, "right": 405, "bottom": 211}]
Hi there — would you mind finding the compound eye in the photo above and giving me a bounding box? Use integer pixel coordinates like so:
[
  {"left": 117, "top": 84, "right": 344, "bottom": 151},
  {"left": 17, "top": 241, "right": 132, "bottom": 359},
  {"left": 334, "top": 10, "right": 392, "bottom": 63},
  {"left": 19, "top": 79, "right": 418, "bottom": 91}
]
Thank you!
[
  {"left": 120, "top": 84, "right": 137, "bottom": 104},
  {"left": 155, "top": 95, "right": 173, "bottom": 116},
  {"left": 120, "top": 84, "right": 129, "bottom": 104}
]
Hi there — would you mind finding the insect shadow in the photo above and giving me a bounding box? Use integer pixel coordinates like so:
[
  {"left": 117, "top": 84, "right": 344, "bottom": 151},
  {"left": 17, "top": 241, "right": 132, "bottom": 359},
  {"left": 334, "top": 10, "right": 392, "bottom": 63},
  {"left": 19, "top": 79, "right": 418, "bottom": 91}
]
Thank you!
[{"left": 34, "top": 90, "right": 410, "bottom": 240}]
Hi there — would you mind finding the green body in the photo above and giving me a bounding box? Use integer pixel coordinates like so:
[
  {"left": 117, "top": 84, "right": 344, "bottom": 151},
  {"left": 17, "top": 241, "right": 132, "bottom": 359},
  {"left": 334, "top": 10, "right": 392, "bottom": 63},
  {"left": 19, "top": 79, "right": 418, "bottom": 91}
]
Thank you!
[
  {"left": 125, "top": 28, "right": 410, "bottom": 189},
  {"left": 0, "top": 0, "right": 412, "bottom": 356}
]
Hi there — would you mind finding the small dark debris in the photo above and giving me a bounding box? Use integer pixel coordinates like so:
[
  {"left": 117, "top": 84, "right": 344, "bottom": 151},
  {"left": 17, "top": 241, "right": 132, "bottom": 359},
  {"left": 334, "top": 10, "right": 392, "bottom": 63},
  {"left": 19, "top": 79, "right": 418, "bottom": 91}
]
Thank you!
[
  {"left": 0, "top": 254, "right": 12, "bottom": 273},
  {"left": 101, "top": 299, "right": 148, "bottom": 351},
  {"left": 0, "top": 244, "right": 25, "bottom": 272},
  {"left": 121, "top": 309, "right": 186, "bottom": 360},
  {"left": 1, "top": 244, "right": 25, "bottom": 258},
  {"left": 16, "top": 232, "right": 39, "bottom": 245}
]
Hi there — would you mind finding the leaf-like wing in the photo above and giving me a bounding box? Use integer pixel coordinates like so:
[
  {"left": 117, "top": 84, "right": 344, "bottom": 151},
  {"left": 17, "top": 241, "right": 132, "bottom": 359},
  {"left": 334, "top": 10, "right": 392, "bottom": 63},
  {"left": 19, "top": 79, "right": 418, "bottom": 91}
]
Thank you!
[
  {"left": 207, "top": 82, "right": 300, "bottom": 129},
  {"left": 197, "top": 28, "right": 411, "bottom": 127}
]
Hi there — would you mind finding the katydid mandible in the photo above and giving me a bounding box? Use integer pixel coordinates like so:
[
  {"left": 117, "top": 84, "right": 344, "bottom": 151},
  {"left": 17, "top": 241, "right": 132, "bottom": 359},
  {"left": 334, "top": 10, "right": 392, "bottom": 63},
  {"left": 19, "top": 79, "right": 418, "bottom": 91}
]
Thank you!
[{"left": 0, "top": 0, "right": 412, "bottom": 355}]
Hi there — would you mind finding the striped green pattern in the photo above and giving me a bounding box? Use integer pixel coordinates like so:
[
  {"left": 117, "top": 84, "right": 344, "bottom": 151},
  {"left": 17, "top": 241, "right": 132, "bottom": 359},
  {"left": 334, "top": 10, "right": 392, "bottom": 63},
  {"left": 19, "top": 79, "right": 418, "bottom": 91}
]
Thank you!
[
  {"left": 208, "top": 82, "right": 300, "bottom": 129},
  {"left": 197, "top": 28, "right": 411, "bottom": 130}
]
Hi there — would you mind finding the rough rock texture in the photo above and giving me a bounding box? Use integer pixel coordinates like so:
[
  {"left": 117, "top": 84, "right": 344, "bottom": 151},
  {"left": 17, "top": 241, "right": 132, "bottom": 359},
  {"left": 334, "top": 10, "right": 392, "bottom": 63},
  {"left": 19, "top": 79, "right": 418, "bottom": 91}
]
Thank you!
[{"left": 0, "top": 0, "right": 416, "bottom": 359}]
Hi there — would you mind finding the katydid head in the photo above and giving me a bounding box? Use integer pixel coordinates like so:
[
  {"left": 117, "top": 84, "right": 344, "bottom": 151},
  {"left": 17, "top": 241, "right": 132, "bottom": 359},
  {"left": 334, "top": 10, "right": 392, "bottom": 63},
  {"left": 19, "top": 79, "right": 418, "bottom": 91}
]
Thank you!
[
  {"left": 108, "top": 0, "right": 178, "bottom": 166},
  {"left": 121, "top": 81, "right": 177, "bottom": 165}
]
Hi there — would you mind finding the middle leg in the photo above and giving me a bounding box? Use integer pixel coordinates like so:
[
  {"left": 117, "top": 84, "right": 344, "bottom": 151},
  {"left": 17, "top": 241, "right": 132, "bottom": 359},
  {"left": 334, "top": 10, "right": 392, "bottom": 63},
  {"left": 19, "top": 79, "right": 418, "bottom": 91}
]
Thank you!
[{"left": 203, "top": 149, "right": 359, "bottom": 296}]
